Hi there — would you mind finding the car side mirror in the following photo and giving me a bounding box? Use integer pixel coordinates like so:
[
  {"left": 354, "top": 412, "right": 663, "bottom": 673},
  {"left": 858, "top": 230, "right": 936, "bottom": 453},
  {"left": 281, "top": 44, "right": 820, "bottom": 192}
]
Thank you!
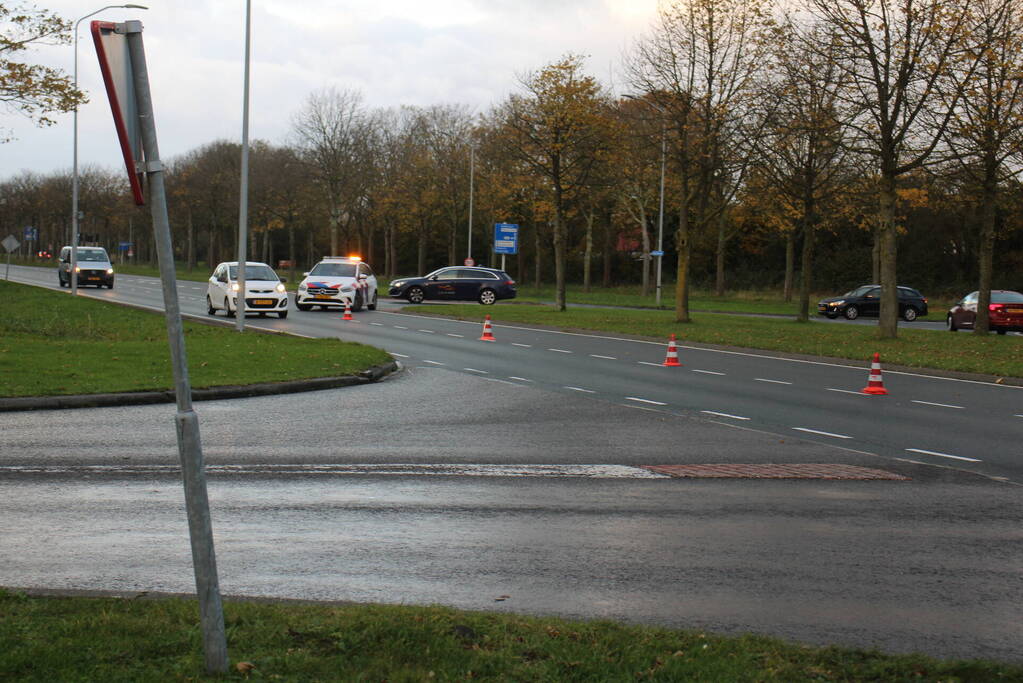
[
  {"left": 279, "top": 277, "right": 287, "bottom": 283},
  {"left": 302, "top": 272, "right": 310, "bottom": 277}
]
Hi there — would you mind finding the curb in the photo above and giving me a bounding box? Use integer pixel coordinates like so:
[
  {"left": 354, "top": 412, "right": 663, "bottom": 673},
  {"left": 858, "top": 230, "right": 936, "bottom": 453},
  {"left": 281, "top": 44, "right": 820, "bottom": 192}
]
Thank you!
[{"left": 0, "top": 361, "right": 401, "bottom": 413}]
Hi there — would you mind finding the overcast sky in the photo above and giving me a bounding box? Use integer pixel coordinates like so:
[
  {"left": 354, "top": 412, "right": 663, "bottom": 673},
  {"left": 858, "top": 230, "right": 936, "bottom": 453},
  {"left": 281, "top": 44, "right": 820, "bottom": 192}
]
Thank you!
[{"left": 0, "top": 0, "right": 658, "bottom": 181}]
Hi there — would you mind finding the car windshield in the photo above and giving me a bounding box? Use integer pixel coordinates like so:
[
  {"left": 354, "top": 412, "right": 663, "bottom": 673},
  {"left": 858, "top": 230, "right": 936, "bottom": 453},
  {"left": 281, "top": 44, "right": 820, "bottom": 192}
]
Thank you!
[
  {"left": 993, "top": 291, "right": 1023, "bottom": 303},
  {"left": 309, "top": 263, "right": 357, "bottom": 277},
  {"left": 228, "top": 265, "right": 277, "bottom": 281},
  {"left": 78, "top": 249, "right": 108, "bottom": 262},
  {"left": 844, "top": 286, "right": 874, "bottom": 297}
]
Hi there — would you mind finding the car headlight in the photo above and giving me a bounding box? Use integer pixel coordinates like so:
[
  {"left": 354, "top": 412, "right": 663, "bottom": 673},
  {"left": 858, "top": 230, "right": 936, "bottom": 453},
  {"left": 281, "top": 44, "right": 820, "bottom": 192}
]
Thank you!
[
  {"left": 106, "top": 268, "right": 114, "bottom": 275},
  {"left": 830, "top": 300, "right": 844, "bottom": 306},
  {"left": 74, "top": 266, "right": 81, "bottom": 273},
  {"left": 340, "top": 286, "right": 353, "bottom": 293},
  {"left": 298, "top": 284, "right": 307, "bottom": 292},
  {"left": 391, "top": 280, "right": 405, "bottom": 288},
  {"left": 275, "top": 283, "right": 286, "bottom": 293},
  {"left": 231, "top": 282, "right": 240, "bottom": 292}
]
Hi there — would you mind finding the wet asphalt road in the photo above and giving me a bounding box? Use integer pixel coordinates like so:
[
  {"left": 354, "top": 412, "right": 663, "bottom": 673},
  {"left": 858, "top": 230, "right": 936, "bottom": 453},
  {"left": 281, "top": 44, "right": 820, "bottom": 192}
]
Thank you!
[
  {"left": 3, "top": 265, "right": 1023, "bottom": 662},
  {"left": 2, "top": 370, "right": 1022, "bottom": 662}
]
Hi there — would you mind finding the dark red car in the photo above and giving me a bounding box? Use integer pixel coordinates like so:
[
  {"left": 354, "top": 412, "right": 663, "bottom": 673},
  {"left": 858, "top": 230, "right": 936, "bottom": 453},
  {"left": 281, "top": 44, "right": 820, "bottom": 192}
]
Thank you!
[{"left": 947, "top": 290, "right": 1023, "bottom": 334}]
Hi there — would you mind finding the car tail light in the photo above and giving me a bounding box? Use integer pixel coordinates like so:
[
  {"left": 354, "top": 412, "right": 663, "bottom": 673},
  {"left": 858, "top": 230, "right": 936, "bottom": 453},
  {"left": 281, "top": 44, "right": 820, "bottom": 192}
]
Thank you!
[
  {"left": 505, "top": 280, "right": 515, "bottom": 285},
  {"left": 990, "top": 304, "right": 1004, "bottom": 312}
]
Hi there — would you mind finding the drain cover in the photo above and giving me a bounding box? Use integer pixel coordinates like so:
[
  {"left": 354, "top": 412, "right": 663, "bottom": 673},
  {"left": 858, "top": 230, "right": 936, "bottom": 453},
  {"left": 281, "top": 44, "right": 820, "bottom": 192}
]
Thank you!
[{"left": 642, "top": 464, "right": 909, "bottom": 480}]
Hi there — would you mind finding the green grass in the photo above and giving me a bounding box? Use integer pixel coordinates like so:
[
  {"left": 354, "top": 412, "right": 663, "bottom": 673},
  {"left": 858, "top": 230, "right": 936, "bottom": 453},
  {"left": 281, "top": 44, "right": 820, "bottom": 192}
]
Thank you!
[
  {"left": 412, "top": 303, "right": 1023, "bottom": 378},
  {"left": 1, "top": 591, "right": 1018, "bottom": 682},
  {"left": 0, "top": 280, "right": 391, "bottom": 397},
  {"left": 509, "top": 283, "right": 957, "bottom": 317}
]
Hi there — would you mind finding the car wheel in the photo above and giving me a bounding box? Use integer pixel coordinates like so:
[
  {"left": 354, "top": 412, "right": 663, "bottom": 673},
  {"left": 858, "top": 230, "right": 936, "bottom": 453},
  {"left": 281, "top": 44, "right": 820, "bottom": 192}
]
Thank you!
[
  {"left": 843, "top": 305, "right": 859, "bottom": 320},
  {"left": 107, "top": 282, "right": 114, "bottom": 289},
  {"left": 825, "top": 313, "right": 837, "bottom": 319},
  {"left": 352, "top": 291, "right": 364, "bottom": 312},
  {"left": 997, "top": 329, "right": 1007, "bottom": 335},
  {"left": 368, "top": 292, "right": 377, "bottom": 310},
  {"left": 406, "top": 286, "right": 425, "bottom": 304},
  {"left": 296, "top": 300, "right": 311, "bottom": 311},
  {"left": 225, "top": 297, "right": 235, "bottom": 317},
  {"left": 479, "top": 288, "right": 497, "bottom": 305},
  {"left": 278, "top": 310, "right": 288, "bottom": 319},
  {"left": 207, "top": 296, "right": 216, "bottom": 315},
  {"left": 947, "top": 315, "right": 958, "bottom": 332},
  {"left": 58, "top": 275, "right": 66, "bottom": 287},
  {"left": 902, "top": 306, "right": 918, "bottom": 322}
]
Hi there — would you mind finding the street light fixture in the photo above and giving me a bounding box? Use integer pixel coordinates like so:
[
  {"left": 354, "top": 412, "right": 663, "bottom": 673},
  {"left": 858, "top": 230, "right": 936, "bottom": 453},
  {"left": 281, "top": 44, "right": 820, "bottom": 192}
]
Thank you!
[
  {"left": 623, "top": 94, "right": 667, "bottom": 308},
  {"left": 71, "top": 4, "right": 148, "bottom": 296}
]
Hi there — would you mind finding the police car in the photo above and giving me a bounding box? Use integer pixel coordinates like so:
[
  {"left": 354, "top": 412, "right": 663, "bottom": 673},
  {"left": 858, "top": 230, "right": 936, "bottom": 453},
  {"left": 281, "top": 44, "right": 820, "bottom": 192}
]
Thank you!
[{"left": 295, "top": 256, "right": 378, "bottom": 312}]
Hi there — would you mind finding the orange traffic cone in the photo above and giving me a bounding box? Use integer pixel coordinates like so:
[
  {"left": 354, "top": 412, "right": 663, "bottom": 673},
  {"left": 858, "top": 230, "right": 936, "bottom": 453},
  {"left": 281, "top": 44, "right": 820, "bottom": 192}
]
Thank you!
[
  {"left": 861, "top": 352, "right": 888, "bottom": 395},
  {"left": 663, "top": 333, "right": 681, "bottom": 366},
  {"left": 479, "top": 315, "right": 496, "bottom": 341},
  {"left": 341, "top": 300, "right": 353, "bottom": 321}
]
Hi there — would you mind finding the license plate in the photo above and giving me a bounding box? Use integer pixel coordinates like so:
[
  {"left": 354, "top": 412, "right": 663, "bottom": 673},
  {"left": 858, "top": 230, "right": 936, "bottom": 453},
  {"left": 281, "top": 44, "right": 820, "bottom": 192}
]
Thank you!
[
  {"left": 1008, "top": 308, "right": 1023, "bottom": 313},
  {"left": 314, "top": 294, "right": 333, "bottom": 300},
  {"left": 253, "top": 299, "right": 273, "bottom": 305},
  {"left": 87, "top": 277, "right": 100, "bottom": 281}
]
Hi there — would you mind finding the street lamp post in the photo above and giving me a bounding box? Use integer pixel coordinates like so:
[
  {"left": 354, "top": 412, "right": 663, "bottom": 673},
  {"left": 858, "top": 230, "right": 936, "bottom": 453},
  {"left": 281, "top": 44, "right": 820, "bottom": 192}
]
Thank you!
[
  {"left": 623, "top": 94, "right": 667, "bottom": 307},
  {"left": 71, "top": 4, "right": 147, "bottom": 296},
  {"left": 467, "top": 144, "right": 474, "bottom": 263}
]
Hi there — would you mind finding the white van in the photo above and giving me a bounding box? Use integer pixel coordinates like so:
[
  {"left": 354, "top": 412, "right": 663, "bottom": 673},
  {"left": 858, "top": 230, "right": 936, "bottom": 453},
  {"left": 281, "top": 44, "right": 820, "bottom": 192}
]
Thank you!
[{"left": 58, "top": 246, "right": 114, "bottom": 288}]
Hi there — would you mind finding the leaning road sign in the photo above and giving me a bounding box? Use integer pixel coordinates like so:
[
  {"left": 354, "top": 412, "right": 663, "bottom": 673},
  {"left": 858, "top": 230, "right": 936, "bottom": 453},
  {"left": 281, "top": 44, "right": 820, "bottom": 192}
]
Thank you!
[
  {"left": 3, "top": 235, "right": 20, "bottom": 253},
  {"left": 92, "top": 21, "right": 145, "bottom": 205}
]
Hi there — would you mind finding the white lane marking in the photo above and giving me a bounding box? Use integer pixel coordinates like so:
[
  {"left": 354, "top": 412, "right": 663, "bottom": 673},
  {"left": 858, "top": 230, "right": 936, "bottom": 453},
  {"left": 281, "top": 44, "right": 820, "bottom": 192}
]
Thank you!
[
  {"left": 390, "top": 353, "right": 410, "bottom": 358},
  {"left": 905, "top": 448, "right": 981, "bottom": 463},
  {"left": 590, "top": 354, "right": 617, "bottom": 360},
  {"left": 1016, "top": 414, "right": 1023, "bottom": 418},
  {"left": 370, "top": 322, "right": 384, "bottom": 326},
  {"left": 755, "top": 378, "right": 791, "bottom": 385},
  {"left": 792, "top": 427, "right": 853, "bottom": 439},
  {"left": 447, "top": 333, "right": 464, "bottom": 338},
  {"left": 512, "top": 343, "right": 532, "bottom": 348},
  {"left": 423, "top": 360, "right": 445, "bottom": 365},
  {"left": 626, "top": 397, "right": 667, "bottom": 406},
  {"left": 565, "top": 386, "right": 595, "bottom": 393},
  {"left": 509, "top": 376, "right": 533, "bottom": 382},
  {"left": 394, "top": 325, "right": 408, "bottom": 330},
  {"left": 911, "top": 400, "right": 965, "bottom": 410},
  {"left": 692, "top": 369, "right": 725, "bottom": 376},
  {"left": 418, "top": 329, "right": 435, "bottom": 334},
  {"left": 826, "top": 388, "right": 868, "bottom": 396},
  {"left": 463, "top": 368, "right": 488, "bottom": 374},
  {"left": 548, "top": 348, "right": 572, "bottom": 353},
  {"left": 638, "top": 361, "right": 663, "bottom": 367},
  {"left": 0, "top": 463, "right": 668, "bottom": 479},
  {"left": 485, "top": 378, "right": 525, "bottom": 387},
  {"left": 701, "top": 410, "right": 751, "bottom": 420}
]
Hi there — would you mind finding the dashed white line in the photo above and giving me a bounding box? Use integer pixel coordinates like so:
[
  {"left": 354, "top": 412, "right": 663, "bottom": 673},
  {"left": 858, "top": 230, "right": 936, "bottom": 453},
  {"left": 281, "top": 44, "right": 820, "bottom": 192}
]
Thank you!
[
  {"left": 389, "top": 353, "right": 410, "bottom": 358},
  {"left": 512, "top": 343, "right": 532, "bottom": 348},
  {"left": 463, "top": 368, "right": 488, "bottom": 374},
  {"left": 905, "top": 448, "right": 981, "bottom": 463},
  {"left": 447, "top": 333, "right": 464, "bottom": 338},
  {"left": 692, "top": 369, "right": 725, "bottom": 376},
  {"left": 826, "top": 388, "right": 868, "bottom": 396},
  {"left": 1016, "top": 414, "right": 1023, "bottom": 418},
  {"left": 509, "top": 376, "right": 533, "bottom": 382},
  {"left": 548, "top": 348, "right": 572, "bottom": 353},
  {"left": 911, "top": 400, "right": 964, "bottom": 410},
  {"left": 423, "top": 360, "right": 445, "bottom": 366},
  {"left": 394, "top": 325, "right": 408, "bottom": 330},
  {"left": 625, "top": 397, "right": 667, "bottom": 406},
  {"left": 370, "top": 322, "right": 384, "bottom": 326},
  {"left": 590, "top": 354, "right": 617, "bottom": 360},
  {"left": 638, "top": 361, "right": 663, "bottom": 367},
  {"left": 755, "top": 378, "right": 792, "bottom": 385},
  {"left": 792, "top": 427, "right": 853, "bottom": 439},
  {"left": 418, "top": 329, "right": 435, "bottom": 334},
  {"left": 701, "top": 410, "right": 751, "bottom": 420},
  {"left": 565, "top": 386, "right": 595, "bottom": 393}
]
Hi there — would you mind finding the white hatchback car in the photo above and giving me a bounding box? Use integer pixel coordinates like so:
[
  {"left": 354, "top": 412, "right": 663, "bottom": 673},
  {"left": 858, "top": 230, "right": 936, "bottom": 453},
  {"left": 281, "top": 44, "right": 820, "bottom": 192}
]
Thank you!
[
  {"left": 206, "top": 261, "right": 289, "bottom": 318},
  {"left": 295, "top": 256, "right": 378, "bottom": 312}
]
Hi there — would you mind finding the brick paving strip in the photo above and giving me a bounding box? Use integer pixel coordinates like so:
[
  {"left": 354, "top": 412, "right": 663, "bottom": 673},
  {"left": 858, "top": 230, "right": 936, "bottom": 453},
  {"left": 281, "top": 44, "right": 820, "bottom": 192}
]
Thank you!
[{"left": 641, "top": 464, "right": 910, "bottom": 481}]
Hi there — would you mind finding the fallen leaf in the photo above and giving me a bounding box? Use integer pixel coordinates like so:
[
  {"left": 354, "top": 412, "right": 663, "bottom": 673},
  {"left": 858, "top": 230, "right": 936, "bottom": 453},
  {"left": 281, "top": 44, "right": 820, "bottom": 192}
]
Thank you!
[{"left": 236, "top": 661, "right": 256, "bottom": 673}]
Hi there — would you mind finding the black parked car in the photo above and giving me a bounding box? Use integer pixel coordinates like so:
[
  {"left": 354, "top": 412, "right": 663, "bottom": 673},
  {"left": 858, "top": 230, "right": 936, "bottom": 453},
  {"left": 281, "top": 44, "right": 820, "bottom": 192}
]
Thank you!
[
  {"left": 817, "top": 285, "right": 928, "bottom": 321},
  {"left": 389, "top": 266, "right": 517, "bottom": 305}
]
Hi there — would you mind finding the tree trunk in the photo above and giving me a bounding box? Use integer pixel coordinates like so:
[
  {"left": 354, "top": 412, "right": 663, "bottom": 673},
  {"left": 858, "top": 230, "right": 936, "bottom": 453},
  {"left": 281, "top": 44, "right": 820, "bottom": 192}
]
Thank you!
[
  {"left": 783, "top": 231, "right": 794, "bottom": 302},
  {"left": 975, "top": 155, "right": 998, "bottom": 336},
  {"left": 534, "top": 226, "right": 542, "bottom": 289},
  {"left": 714, "top": 212, "right": 726, "bottom": 296},
  {"left": 877, "top": 173, "right": 899, "bottom": 339},
  {"left": 675, "top": 193, "right": 691, "bottom": 323},
  {"left": 553, "top": 203, "right": 566, "bottom": 312},
  {"left": 288, "top": 224, "right": 296, "bottom": 284},
  {"left": 583, "top": 209, "right": 594, "bottom": 293},
  {"left": 797, "top": 192, "right": 816, "bottom": 322},
  {"left": 329, "top": 203, "right": 340, "bottom": 256},
  {"left": 187, "top": 211, "right": 195, "bottom": 272}
]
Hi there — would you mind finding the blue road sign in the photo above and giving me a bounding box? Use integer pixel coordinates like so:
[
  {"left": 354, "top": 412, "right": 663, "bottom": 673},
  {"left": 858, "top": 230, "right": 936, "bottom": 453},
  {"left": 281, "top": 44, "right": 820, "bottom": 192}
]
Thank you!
[
  {"left": 651, "top": 250, "right": 664, "bottom": 256},
  {"left": 494, "top": 223, "right": 519, "bottom": 255},
  {"left": 118, "top": 241, "right": 134, "bottom": 251},
  {"left": 23, "top": 226, "right": 37, "bottom": 240}
]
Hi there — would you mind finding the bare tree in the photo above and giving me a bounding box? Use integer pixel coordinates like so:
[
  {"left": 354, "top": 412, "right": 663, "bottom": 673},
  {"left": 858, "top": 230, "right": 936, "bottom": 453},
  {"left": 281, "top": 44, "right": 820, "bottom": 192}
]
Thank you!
[
  {"left": 291, "top": 87, "right": 373, "bottom": 256},
  {"left": 808, "top": 0, "right": 982, "bottom": 338}
]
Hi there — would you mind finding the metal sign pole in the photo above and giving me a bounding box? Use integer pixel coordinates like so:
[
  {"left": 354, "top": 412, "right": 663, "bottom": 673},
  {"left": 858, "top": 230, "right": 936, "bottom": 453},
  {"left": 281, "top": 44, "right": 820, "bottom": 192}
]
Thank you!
[{"left": 123, "top": 20, "right": 228, "bottom": 673}]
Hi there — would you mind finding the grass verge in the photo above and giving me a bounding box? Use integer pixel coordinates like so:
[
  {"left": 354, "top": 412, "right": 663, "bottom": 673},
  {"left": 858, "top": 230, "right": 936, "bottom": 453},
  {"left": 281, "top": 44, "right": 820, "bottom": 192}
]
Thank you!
[
  {"left": 1, "top": 591, "right": 1018, "bottom": 681},
  {"left": 412, "top": 304, "right": 1023, "bottom": 378},
  {"left": 0, "top": 280, "right": 392, "bottom": 397}
]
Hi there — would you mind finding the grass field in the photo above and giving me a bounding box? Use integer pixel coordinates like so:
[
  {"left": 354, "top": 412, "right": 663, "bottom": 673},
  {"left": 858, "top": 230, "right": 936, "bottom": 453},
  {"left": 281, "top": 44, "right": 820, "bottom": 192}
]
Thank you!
[
  {"left": 411, "top": 303, "right": 1023, "bottom": 379},
  {"left": 0, "top": 280, "right": 391, "bottom": 397},
  {"left": 2, "top": 590, "right": 1019, "bottom": 681}
]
